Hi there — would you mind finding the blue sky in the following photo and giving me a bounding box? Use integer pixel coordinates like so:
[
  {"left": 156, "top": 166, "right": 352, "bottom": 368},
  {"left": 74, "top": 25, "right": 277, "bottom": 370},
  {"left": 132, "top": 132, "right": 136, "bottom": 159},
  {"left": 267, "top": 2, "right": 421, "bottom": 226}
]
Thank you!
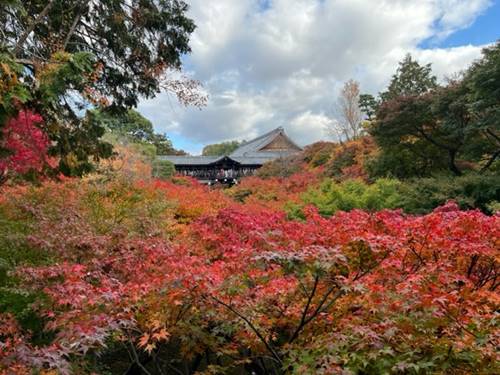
[
  {"left": 138, "top": 0, "right": 500, "bottom": 155},
  {"left": 169, "top": 134, "right": 203, "bottom": 155},
  {"left": 421, "top": 0, "right": 500, "bottom": 48},
  {"left": 444, "top": 1, "right": 500, "bottom": 47}
]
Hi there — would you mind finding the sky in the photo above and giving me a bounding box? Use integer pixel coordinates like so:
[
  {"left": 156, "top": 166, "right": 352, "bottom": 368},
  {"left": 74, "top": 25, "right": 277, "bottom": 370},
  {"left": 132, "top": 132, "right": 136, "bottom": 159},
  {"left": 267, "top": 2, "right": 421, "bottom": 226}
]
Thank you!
[{"left": 138, "top": 0, "right": 500, "bottom": 155}]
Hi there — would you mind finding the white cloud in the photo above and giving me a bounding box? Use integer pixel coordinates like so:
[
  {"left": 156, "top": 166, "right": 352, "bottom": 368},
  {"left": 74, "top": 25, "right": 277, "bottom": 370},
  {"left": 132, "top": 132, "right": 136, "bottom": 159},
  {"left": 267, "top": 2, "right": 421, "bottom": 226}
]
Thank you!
[
  {"left": 415, "top": 44, "right": 486, "bottom": 79},
  {"left": 138, "top": 0, "right": 492, "bottom": 154},
  {"left": 289, "top": 111, "right": 333, "bottom": 142},
  {"left": 433, "top": 0, "right": 492, "bottom": 38}
]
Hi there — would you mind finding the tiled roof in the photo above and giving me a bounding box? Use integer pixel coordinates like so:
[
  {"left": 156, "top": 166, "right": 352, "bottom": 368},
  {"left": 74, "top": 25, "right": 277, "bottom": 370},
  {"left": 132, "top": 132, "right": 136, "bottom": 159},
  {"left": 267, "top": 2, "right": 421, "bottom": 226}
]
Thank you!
[
  {"left": 157, "top": 155, "right": 223, "bottom": 165},
  {"left": 230, "top": 127, "right": 301, "bottom": 158},
  {"left": 232, "top": 156, "right": 280, "bottom": 165},
  {"left": 159, "top": 127, "right": 301, "bottom": 166}
]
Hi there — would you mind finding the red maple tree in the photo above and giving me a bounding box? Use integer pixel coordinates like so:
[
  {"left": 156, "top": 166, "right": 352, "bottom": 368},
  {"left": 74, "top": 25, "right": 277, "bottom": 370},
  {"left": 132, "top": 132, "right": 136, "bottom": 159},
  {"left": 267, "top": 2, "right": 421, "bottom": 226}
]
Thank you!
[{"left": 0, "top": 110, "right": 55, "bottom": 182}]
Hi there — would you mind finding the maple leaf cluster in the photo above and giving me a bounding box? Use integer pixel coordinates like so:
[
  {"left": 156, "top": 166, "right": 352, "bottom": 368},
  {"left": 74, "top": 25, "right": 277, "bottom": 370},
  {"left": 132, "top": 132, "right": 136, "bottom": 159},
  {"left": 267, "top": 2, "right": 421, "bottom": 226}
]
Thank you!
[
  {"left": 227, "top": 171, "right": 320, "bottom": 211},
  {"left": 0, "top": 175, "right": 498, "bottom": 373},
  {"left": 0, "top": 110, "right": 56, "bottom": 183}
]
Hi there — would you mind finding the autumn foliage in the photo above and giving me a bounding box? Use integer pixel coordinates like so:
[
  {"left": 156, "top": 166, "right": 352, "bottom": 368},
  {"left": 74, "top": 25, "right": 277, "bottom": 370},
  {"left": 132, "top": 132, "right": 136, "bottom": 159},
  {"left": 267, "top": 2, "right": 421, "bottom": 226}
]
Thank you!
[
  {"left": 2, "top": 34, "right": 499, "bottom": 374},
  {"left": 0, "top": 110, "right": 55, "bottom": 183},
  {"left": 0, "top": 170, "right": 498, "bottom": 374},
  {"left": 258, "top": 137, "right": 377, "bottom": 183}
]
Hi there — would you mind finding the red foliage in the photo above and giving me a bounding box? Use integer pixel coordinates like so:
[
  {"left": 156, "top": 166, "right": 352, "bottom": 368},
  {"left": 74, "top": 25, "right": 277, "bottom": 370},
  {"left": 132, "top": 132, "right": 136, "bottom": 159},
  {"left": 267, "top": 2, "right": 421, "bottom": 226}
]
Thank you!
[
  {"left": 0, "top": 314, "right": 71, "bottom": 374},
  {"left": 228, "top": 171, "right": 320, "bottom": 210},
  {"left": 151, "top": 177, "right": 232, "bottom": 225},
  {"left": 2, "top": 195, "right": 498, "bottom": 372},
  {"left": 0, "top": 110, "right": 55, "bottom": 180},
  {"left": 302, "top": 141, "right": 338, "bottom": 167},
  {"left": 0, "top": 171, "right": 498, "bottom": 373}
]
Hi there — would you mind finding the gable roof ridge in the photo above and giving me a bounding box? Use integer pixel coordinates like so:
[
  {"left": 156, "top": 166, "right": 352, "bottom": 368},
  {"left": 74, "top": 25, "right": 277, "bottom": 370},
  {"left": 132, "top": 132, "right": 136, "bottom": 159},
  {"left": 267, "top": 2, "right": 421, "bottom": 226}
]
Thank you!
[
  {"left": 260, "top": 130, "right": 302, "bottom": 152},
  {"left": 230, "top": 127, "right": 285, "bottom": 156},
  {"left": 238, "top": 127, "right": 283, "bottom": 147}
]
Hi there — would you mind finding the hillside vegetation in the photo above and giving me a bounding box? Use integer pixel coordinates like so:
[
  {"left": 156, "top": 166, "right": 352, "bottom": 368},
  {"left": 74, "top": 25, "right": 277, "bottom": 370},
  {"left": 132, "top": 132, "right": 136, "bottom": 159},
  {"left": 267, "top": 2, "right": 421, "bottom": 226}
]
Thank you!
[
  {"left": 0, "top": 168, "right": 498, "bottom": 374},
  {"left": 0, "top": 6, "right": 499, "bottom": 372}
]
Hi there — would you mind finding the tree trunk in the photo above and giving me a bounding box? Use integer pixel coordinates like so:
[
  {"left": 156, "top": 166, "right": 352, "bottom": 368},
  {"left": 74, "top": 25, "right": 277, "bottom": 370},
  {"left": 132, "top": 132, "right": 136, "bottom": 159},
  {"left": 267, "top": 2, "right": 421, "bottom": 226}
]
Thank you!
[{"left": 448, "top": 150, "right": 462, "bottom": 176}]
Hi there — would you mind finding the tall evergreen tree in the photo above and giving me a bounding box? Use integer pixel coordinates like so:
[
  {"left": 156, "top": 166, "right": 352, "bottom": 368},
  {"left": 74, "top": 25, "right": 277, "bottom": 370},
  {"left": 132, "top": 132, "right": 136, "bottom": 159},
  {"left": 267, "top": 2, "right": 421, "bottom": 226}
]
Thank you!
[
  {"left": 368, "top": 51, "right": 500, "bottom": 178},
  {"left": 0, "top": 0, "right": 200, "bottom": 176},
  {"left": 359, "top": 94, "right": 378, "bottom": 121},
  {"left": 380, "top": 54, "right": 438, "bottom": 101}
]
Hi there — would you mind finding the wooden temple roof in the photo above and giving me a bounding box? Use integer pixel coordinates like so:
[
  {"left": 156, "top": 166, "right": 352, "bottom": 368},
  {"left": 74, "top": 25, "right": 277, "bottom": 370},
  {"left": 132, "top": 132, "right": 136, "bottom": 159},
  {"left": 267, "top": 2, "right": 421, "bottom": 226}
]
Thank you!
[{"left": 159, "top": 127, "right": 302, "bottom": 167}]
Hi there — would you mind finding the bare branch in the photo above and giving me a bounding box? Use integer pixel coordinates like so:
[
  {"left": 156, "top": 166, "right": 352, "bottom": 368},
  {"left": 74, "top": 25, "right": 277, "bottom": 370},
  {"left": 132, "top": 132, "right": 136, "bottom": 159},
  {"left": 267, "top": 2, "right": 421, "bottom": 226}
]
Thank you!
[
  {"left": 127, "top": 339, "right": 153, "bottom": 375},
  {"left": 331, "top": 80, "right": 363, "bottom": 141}
]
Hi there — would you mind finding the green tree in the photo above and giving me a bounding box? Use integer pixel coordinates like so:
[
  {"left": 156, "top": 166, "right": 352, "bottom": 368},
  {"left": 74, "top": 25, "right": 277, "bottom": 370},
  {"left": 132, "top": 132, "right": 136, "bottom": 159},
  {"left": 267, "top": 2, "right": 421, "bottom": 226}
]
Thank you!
[
  {"left": 202, "top": 141, "right": 241, "bottom": 156},
  {"left": 0, "top": 0, "right": 199, "bottom": 176},
  {"left": 399, "top": 173, "right": 500, "bottom": 214},
  {"left": 370, "top": 49, "right": 499, "bottom": 178},
  {"left": 362, "top": 54, "right": 437, "bottom": 122},
  {"left": 151, "top": 133, "right": 188, "bottom": 156},
  {"left": 85, "top": 109, "right": 186, "bottom": 156},
  {"left": 372, "top": 84, "right": 475, "bottom": 177},
  {"left": 465, "top": 41, "right": 500, "bottom": 171},
  {"left": 359, "top": 94, "right": 378, "bottom": 121},
  {"left": 370, "top": 93, "right": 449, "bottom": 177},
  {"left": 93, "top": 109, "right": 156, "bottom": 142},
  {"left": 380, "top": 54, "right": 438, "bottom": 101},
  {"left": 0, "top": 0, "right": 199, "bottom": 108},
  {"left": 152, "top": 159, "right": 176, "bottom": 179}
]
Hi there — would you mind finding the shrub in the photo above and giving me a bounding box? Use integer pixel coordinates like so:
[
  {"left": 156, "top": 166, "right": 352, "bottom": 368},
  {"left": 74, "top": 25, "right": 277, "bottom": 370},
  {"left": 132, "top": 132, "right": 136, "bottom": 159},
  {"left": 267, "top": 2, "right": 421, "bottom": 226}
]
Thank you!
[
  {"left": 256, "top": 155, "right": 302, "bottom": 178},
  {"left": 324, "top": 136, "right": 376, "bottom": 180},
  {"left": 1, "top": 159, "right": 498, "bottom": 373},
  {"left": 293, "top": 178, "right": 403, "bottom": 217},
  {"left": 302, "top": 141, "right": 337, "bottom": 166},
  {"left": 399, "top": 173, "right": 500, "bottom": 214},
  {"left": 293, "top": 174, "right": 499, "bottom": 218},
  {"left": 1, "top": 199, "right": 497, "bottom": 374},
  {"left": 227, "top": 172, "right": 320, "bottom": 211},
  {"left": 152, "top": 159, "right": 176, "bottom": 179},
  {"left": 487, "top": 201, "right": 500, "bottom": 213}
]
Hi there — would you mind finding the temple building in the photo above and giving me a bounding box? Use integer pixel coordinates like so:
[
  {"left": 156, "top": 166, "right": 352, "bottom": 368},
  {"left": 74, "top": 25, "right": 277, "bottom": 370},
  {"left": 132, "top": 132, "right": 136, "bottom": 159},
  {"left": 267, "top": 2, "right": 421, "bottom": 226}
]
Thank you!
[{"left": 158, "top": 127, "right": 302, "bottom": 184}]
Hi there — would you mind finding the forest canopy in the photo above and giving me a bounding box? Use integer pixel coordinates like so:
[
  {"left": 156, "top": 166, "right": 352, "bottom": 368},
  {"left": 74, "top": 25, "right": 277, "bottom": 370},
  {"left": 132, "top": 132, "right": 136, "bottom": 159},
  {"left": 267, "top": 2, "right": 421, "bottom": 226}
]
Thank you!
[{"left": 361, "top": 44, "right": 500, "bottom": 178}]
